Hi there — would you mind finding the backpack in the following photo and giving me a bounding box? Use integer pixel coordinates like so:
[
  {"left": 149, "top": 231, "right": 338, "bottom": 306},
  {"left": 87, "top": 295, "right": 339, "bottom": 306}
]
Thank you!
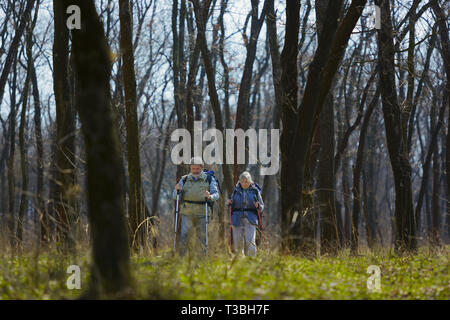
[
  {"left": 252, "top": 182, "right": 262, "bottom": 194},
  {"left": 182, "top": 169, "right": 221, "bottom": 209}
]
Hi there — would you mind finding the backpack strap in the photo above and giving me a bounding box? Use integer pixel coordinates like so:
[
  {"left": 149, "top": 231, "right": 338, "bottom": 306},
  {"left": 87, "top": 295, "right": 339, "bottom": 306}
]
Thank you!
[
  {"left": 252, "top": 182, "right": 262, "bottom": 193},
  {"left": 251, "top": 185, "right": 263, "bottom": 219},
  {"left": 182, "top": 172, "right": 211, "bottom": 185},
  {"left": 205, "top": 170, "right": 221, "bottom": 194}
]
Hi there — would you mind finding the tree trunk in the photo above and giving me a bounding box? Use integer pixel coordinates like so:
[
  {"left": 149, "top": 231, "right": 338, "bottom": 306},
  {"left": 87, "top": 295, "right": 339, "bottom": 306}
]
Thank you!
[
  {"left": 172, "top": 0, "right": 188, "bottom": 182},
  {"left": 233, "top": 0, "right": 268, "bottom": 182},
  {"left": 63, "top": 0, "right": 132, "bottom": 297},
  {"left": 351, "top": 86, "right": 380, "bottom": 253},
  {"left": 17, "top": 18, "right": 34, "bottom": 244},
  {"left": 318, "top": 94, "right": 338, "bottom": 254},
  {"left": 30, "top": 42, "right": 45, "bottom": 245},
  {"left": 431, "top": 127, "right": 440, "bottom": 246},
  {"left": 7, "top": 56, "right": 18, "bottom": 248},
  {"left": 402, "top": 7, "right": 415, "bottom": 144},
  {"left": 376, "top": 0, "right": 416, "bottom": 252},
  {"left": 280, "top": 0, "right": 367, "bottom": 251},
  {"left": 279, "top": 0, "right": 301, "bottom": 251},
  {"left": 430, "top": 0, "right": 450, "bottom": 245},
  {"left": 119, "top": 0, "right": 149, "bottom": 251},
  {"left": 192, "top": 0, "right": 233, "bottom": 195},
  {"left": 265, "top": 0, "right": 282, "bottom": 129},
  {"left": 315, "top": 0, "right": 340, "bottom": 255},
  {"left": 52, "top": 0, "right": 77, "bottom": 251}
]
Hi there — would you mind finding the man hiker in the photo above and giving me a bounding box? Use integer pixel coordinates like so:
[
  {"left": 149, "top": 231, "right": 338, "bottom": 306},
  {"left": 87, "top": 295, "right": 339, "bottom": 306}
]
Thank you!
[
  {"left": 226, "top": 171, "right": 264, "bottom": 257},
  {"left": 173, "top": 157, "right": 219, "bottom": 256}
]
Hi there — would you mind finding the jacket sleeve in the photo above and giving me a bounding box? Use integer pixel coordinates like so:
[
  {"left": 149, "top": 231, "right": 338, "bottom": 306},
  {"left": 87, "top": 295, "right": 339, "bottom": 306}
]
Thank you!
[
  {"left": 208, "top": 176, "right": 219, "bottom": 201},
  {"left": 172, "top": 178, "right": 184, "bottom": 200},
  {"left": 256, "top": 190, "right": 264, "bottom": 213}
]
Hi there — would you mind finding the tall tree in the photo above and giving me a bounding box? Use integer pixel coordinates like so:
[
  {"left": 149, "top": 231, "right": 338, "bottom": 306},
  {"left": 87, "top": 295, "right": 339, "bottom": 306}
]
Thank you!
[
  {"left": 7, "top": 55, "right": 18, "bottom": 247},
  {"left": 52, "top": 0, "right": 77, "bottom": 250},
  {"left": 279, "top": 0, "right": 301, "bottom": 251},
  {"left": 430, "top": 0, "right": 450, "bottom": 241},
  {"left": 316, "top": 0, "right": 339, "bottom": 255},
  {"left": 191, "top": 0, "right": 233, "bottom": 195},
  {"left": 172, "top": 0, "right": 188, "bottom": 181},
  {"left": 17, "top": 5, "right": 38, "bottom": 244},
  {"left": 279, "top": 0, "right": 367, "bottom": 251},
  {"left": 375, "top": 0, "right": 416, "bottom": 252},
  {"left": 265, "top": 0, "right": 282, "bottom": 128},
  {"left": 119, "top": 0, "right": 150, "bottom": 251},
  {"left": 233, "top": 0, "right": 268, "bottom": 182},
  {"left": 30, "top": 39, "right": 45, "bottom": 245},
  {"left": 62, "top": 0, "right": 132, "bottom": 297},
  {"left": 317, "top": 94, "right": 338, "bottom": 254},
  {"left": 351, "top": 86, "right": 381, "bottom": 253}
]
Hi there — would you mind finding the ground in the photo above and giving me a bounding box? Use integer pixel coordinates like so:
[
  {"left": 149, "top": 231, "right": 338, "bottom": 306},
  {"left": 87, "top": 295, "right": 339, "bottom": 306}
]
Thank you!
[{"left": 0, "top": 246, "right": 448, "bottom": 299}]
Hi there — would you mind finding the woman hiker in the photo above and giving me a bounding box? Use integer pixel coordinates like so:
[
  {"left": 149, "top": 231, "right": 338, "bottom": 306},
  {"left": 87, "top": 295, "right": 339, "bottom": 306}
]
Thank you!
[{"left": 226, "top": 171, "right": 264, "bottom": 257}]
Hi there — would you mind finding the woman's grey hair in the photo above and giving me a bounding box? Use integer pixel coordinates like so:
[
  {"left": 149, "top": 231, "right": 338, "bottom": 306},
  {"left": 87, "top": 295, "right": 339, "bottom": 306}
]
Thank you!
[{"left": 239, "top": 171, "right": 253, "bottom": 183}]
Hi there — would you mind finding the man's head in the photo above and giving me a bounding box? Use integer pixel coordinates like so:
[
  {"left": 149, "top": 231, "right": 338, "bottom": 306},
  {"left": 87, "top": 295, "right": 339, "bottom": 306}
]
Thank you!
[{"left": 189, "top": 157, "right": 204, "bottom": 177}]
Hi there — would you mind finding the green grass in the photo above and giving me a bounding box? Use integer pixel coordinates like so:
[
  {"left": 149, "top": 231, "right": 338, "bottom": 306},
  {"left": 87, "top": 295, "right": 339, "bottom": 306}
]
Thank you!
[{"left": 0, "top": 247, "right": 448, "bottom": 299}]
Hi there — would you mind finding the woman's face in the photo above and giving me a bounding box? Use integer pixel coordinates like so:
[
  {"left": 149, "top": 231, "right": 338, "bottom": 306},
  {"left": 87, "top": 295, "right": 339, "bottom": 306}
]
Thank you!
[{"left": 240, "top": 178, "right": 251, "bottom": 189}]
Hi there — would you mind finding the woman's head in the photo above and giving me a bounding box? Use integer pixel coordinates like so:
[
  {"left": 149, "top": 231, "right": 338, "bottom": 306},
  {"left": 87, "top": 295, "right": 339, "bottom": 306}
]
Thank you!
[{"left": 239, "top": 171, "right": 253, "bottom": 189}]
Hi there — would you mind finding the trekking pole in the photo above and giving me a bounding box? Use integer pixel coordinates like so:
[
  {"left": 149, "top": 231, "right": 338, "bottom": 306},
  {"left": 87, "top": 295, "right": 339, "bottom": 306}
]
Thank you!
[
  {"left": 227, "top": 194, "right": 233, "bottom": 253},
  {"left": 228, "top": 202, "right": 232, "bottom": 250},
  {"left": 173, "top": 190, "right": 180, "bottom": 251},
  {"left": 253, "top": 194, "right": 267, "bottom": 249},
  {"left": 205, "top": 198, "right": 209, "bottom": 254},
  {"left": 256, "top": 205, "right": 268, "bottom": 249}
]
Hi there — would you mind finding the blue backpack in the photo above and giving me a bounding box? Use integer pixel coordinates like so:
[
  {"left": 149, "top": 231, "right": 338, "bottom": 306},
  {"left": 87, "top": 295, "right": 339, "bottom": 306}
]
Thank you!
[{"left": 252, "top": 182, "right": 262, "bottom": 194}]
